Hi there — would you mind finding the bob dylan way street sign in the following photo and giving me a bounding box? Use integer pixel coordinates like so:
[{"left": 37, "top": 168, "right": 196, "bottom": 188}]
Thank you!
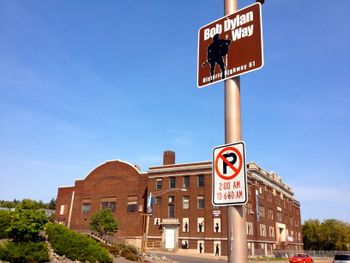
[{"left": 197, "top": 2, "right": 263, "bottom": 88}]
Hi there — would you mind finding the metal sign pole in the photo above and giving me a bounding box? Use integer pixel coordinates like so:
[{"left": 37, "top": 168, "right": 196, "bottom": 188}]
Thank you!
[{"left": 224, "top": 0, "right": 248, "bottom": 262}]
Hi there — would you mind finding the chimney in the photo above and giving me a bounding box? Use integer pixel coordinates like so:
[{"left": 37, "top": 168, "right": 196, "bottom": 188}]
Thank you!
[{"left": 163, "top": 150, "right": 175, "bottom": 165}]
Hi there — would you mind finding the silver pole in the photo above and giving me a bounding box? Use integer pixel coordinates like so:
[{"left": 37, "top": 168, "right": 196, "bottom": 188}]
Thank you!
[{"left": 224, "top": 0, "right": 248, "bottom": 262}]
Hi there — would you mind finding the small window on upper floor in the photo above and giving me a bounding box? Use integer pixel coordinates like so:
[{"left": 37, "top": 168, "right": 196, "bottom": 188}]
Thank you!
[
  {"left": 197, "top": 196, "right": 204, "bottom": 209},
  {"left": 156, "top": 178, "right": 162, "bottom": 190},
  {"left": 198, "top": 175, "right": 204, "bottom": 187},
  {"left": 168, "top": 195, "right": 175, "bottom": 204},
  {"left": 183, "top": 196, "right": 189, "bottom": 209},
  {"left": 170, "top": 177, "right": 176, "bottom": 189},
  {"left": 183, "top": 176, "right": 190, "bottom": 188}
]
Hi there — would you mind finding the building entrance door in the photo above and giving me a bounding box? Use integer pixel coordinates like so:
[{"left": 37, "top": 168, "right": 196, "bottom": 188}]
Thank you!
[
  {"left": 161, "top": 218, "right": 180, "bottom": 251},
  {"left": 164, "top": 228, "right": 175, "bottom": 249}
]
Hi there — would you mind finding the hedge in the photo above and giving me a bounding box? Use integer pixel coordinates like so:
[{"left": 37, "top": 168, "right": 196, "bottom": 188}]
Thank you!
[
  {"left": 0, "top": 241, "right": 49, "bottom": 263},
  {"left": 46, "top": 223, "right": 112, "bottom": 263}
]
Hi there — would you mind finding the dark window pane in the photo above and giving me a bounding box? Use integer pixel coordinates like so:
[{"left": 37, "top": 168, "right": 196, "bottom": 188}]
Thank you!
[
  {"left": 127, "top": 203, "right": 137, "bottom": 212},
  {"left": 183, "top": 176, "right": 189, "bottom": 188},
  {"left": 168, "top": 205, "right": 175, "bottom": 218},
  {"left": 197, "top": 196, "right": 204, "bottom": 209},
  {"left": 156, "top": 179, "right": 162, "bottom": 190},
  {"left": 198, "top": 175, "right": 204, "bottom": 187},
  {"left": 170, "top": 177, "right": 176, "bottom": 188},
  {"left": 101, "top": 202, "right": 116, "bottom": 212}
]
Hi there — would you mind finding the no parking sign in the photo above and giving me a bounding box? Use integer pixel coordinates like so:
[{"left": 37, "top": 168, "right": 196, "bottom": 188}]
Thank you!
[{"left": 212, "top": 141, "right": 248, "bottom": 206}]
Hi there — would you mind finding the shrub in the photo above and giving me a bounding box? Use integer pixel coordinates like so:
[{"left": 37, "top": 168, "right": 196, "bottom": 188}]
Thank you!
[
  {"left": 7, "top": 209, "right": 48, "bottom": 242},
  {"left": 0, "top": 241, "right": 49, "bottom": 263},
  {"left": 0, "top": 210, "right": 12, "bottom": 239},
  {"left": 115, "top": 243, "right": 140, "bottom": 261},
  {"left": 100, "top": 242, "right": 119, "bottom": 256},
  {"left": 46, "top": 223, "right": 112, "bottom": 263}
]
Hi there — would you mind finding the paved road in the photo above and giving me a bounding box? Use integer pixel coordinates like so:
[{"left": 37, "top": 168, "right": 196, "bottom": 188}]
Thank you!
[
  {"left": 151, "top": 253, "right": 333, "bottom": 263},
  {"left": 113, "top": 252, "right": 334, "bottom": 263},
  {"left": 155, "top": 252, "right": 225, "bottom": 263}
]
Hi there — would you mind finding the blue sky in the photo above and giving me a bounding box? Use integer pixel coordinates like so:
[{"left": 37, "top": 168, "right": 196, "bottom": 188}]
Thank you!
[{"left": 0, "top": 0, "right": 349, "bottom": 223}]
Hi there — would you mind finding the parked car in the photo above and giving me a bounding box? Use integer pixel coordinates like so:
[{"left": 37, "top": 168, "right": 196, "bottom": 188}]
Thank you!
[
  {"left": 289, "top": 253, "right": 314, "bottom": 263},
  {"left": 333, "top": 254, "right": 350, "bottom": 263}
]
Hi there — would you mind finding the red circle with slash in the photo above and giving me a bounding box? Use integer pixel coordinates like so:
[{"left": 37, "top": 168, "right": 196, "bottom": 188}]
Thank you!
[{"left": 215, "top": 146, "right": 243, "bottom": 180}]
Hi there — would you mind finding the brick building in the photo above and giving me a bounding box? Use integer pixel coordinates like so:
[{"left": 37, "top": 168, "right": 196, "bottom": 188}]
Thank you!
[{"left": 55, "top": 151, "right": 303, "bottom": 256}]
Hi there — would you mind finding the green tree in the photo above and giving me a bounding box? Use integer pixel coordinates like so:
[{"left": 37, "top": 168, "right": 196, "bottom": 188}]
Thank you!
[
  {"left": 7, "top": 210, "right": 48, "bottom": 242},
  {"left": 16, "top": 199, "right": 41, "bottom": 210},
  {"left": 89, "top": 209, "right": 118, "bottom": 237},
  {"left": 0, "top": 200, "right": 15, "bottom": 210},
  {"left": 48, "top": 198, "right": 56, "bottom": 210},
  {"left": 0, "top": 210, "right": 13, "bottom": 239},
  {"left": 0, "top": 198, "right": 55, "bottom": 210},
  {"left": 302, "top": 219, "right": 322, "bottom": 250},
  {"left": 303, "top": 218, "right": 350, "bottom": 250},
  {"left": 320, "top": 219, "right": 350, "bottom": 250}
]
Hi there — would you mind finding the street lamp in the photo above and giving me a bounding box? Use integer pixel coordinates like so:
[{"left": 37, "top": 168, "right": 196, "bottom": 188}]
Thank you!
[{"left": 143, "top": 188, "right": 187, "bottom": 254}]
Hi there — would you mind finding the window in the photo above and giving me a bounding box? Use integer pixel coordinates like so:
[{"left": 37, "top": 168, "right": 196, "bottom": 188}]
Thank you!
[
  {"left": 198, "top": 175, "right": 204, "bottom": 187},
  {"left": 156, "top": 178, "right": 162, "bottom": 190},
  {"left": 259, "top": 205, "right": 265, "bottom": 218},
  {"left": 183, "top": 196, "right": 189, "bottom": 209},
  {"left": 213, "top": 218, "right": 221, "bottom": 233},
  {"left": 197, "top": 217, "right": 205, "bottom": 232},
  {"left": 267, "top": 189, "right": 273, "bottom": 202},
  {"left": 127, "top": 202, "right": 137, "bottom": 212},
  {"left": 259, "top": 187, "right": 264, "bottom": 199},
  {"left": 101, "top": 201, "right": 116, "bottom": 212},
  {"left": 127, "top": 196, "right": 138, "bottom": 212},
  {"left": 259, "top": 224, "right": 266, "bottom": 237},
  {"left": 246, "top": 221, "right": 254, "bottom": 235},
  {"left": 182, "top": 218, "right": 189, "bottom": 232},
  {"left": 168, "top": 205, "right": 175, "bottom": 218},
  {"left": 168, "top": 195, "right": 175, "bottom": 204},
  {"left": 197, "top": 196, "right": 204, "bottom": 209},
  {"left": 276, "top": 197, "right": 281, "bottom": 207},
  {"left": 268, "top": 208, "right": 274, "bottom": 220},
  {"left": 155, "top": 196, "right": 161, "bottom": 205},
  {"left": 277, "top": 211, "right": 283, "bottom": 222},
  {"left": 170, "top": 177, "right": 176, "bottom": 189},
  {"left": 183, "top": 176, "right": 190, "bottom": 188},
  {"left": 269, "top": 226, "right": 275, "bottom": 238},
  {"left": 59, "top": 205, "right": 65, "bottom": 215},
  {"left": 246, "top": 202, "right": 253, "bottom": 214},
  {"left": 82, "top": 203, "right": 91, "bottom": 214}
]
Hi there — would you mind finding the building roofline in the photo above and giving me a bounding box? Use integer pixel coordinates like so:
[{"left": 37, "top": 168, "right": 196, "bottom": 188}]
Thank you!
[
  {"left": 84, "top": 159, "right": 142, "bottom": 179},
  {"left": 57, "top": 185, "right": 75, "bottom": 189}
]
